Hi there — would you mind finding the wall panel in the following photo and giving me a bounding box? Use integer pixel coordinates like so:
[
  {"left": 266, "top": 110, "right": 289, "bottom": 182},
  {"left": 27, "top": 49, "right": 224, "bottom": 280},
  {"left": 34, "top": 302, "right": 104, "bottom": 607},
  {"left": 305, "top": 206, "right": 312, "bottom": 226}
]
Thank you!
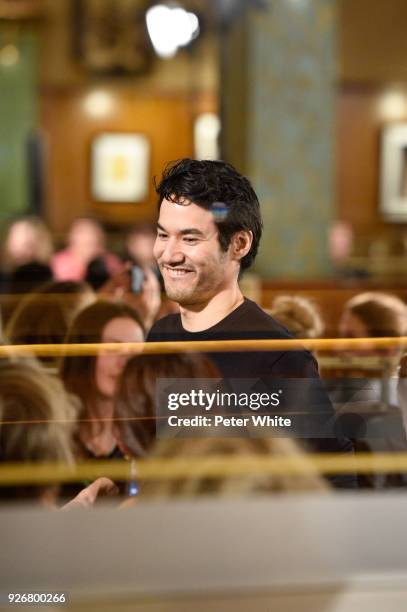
[
  {"left": 337, "top": 85, "right": 407, "bottom": 238},
  {"left": 40, "top": 87, "right": 201, "bottom": 237}
]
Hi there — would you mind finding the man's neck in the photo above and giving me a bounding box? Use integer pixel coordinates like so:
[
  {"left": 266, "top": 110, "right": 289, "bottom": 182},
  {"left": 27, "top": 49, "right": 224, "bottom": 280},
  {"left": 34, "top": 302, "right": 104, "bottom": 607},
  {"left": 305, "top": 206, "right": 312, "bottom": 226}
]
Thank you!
[{"left": 179, "top": 286, "right": 244, "bottom": 332}]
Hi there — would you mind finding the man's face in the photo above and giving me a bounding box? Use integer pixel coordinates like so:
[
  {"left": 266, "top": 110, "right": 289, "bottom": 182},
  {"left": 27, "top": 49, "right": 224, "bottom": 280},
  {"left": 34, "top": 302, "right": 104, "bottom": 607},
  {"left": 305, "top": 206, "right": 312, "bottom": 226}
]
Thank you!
[{"left": 154, "top": 198, "right": 237, "bottom": 306}]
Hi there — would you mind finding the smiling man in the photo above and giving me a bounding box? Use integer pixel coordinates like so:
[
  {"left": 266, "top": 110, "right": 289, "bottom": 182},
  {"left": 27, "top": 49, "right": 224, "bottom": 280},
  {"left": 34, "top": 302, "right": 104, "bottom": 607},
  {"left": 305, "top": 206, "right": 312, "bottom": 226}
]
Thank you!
[
  {"left": 147, "top": 158, "right": 356, "bottom": 488},
  {"left": 153, "top": 160, "right": 261, "bottom": 331},
  {"left": 156, "top": 200, "right": 236, "bottom": 315}
]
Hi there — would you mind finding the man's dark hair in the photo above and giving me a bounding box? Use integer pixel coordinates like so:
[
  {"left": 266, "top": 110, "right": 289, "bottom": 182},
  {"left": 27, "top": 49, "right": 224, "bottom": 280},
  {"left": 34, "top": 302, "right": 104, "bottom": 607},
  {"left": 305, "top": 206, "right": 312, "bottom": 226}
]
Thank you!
[{"left": 155, "top": 158, "right": 263, "bottom": 271}]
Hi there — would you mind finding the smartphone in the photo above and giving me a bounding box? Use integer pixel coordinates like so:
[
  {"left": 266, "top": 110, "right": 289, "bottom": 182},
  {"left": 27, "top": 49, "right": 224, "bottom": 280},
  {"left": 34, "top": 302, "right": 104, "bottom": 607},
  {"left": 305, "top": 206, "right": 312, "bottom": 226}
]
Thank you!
[{"left": 130, "top": 266, "right": 144, "bottom": 294}]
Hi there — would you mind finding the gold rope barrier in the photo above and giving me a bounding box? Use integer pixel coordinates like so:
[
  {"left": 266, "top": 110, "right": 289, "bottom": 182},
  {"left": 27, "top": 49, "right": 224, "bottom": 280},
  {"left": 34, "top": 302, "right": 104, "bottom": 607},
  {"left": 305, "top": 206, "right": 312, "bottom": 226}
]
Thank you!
[
  {"left": 1, "top": 453, "right": 407, "bottom": 485},
  {"left": 0, "top": 335, "right": 406, "bottom": 484},
  {"left": 0, "top": 336, "right": 407, "bottom": 358}
]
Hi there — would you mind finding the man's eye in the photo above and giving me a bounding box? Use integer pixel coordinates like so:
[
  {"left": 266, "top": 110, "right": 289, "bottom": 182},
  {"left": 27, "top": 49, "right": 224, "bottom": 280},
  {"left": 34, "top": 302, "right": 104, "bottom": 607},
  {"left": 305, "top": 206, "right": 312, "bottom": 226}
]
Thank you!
[
  {"left": 183, "top": 237, "right": 198, "bottom": 244},
  {"left": 157, "top": 233, "right": 168, "bottom": 240}
]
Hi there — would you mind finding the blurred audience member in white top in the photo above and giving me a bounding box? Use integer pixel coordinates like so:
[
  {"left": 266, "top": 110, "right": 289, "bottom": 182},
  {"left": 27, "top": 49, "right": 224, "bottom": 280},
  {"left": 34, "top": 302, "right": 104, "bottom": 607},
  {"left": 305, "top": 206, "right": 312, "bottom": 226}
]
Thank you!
[
  {"left": 2, "top": 216, "right": 53, "bottom": 272},
  {"left": 0, "top": 217, "right": 54, "bottom": 306}
]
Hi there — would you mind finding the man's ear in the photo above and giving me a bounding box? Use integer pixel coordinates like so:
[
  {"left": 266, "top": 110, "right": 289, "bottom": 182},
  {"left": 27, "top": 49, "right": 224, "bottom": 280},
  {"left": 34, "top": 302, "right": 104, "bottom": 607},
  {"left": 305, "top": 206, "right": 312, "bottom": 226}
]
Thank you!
[{"left": 231, "top": 230, "right": 253, "bottom": 262}]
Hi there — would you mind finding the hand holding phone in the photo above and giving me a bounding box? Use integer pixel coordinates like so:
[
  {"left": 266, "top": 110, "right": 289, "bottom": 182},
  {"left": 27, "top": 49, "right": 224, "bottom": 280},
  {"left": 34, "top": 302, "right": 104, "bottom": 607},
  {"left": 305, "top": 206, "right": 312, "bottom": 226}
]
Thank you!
[{"left": 130, "top": 266, "right": 145, "bottom": 294}]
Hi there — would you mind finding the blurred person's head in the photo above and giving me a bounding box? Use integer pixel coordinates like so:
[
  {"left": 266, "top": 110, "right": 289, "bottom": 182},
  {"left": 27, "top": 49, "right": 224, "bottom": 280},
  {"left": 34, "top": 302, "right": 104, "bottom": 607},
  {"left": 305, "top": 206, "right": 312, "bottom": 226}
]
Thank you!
[
  {"left": 328, "top": 220, "right": 354, "bottom": 265},
  {"left": 154, "top": 158, "right": 262, "bottom": 306},
  {"left": 5, "top": 281, "right": 95, "bottom": 366},
  {"left": 0, "top": 360, "right": 76, "bottom": 505},
  {"left": 2, "top": 216, "right": 53, "bottom": 270},
  {"left": 67, "top": 217, "right": 106, "bottom": 263},
  {"left": 139, "top": 432, "right": 328, "bottom": 499},
  {"left": 8, "top": 262, "right": 53, "bottom": 295},
  {"left": 339, "top": 292, "right": 407, "bottom": 359},
  {"left": 269, "top": 295, "right": 324, "bottom": 339},
  {"left": 40, "top": 281, "right": 96, "bottom": 323},
  {"left": 126, "top": 224, "right": 156, "bottom": 268},
  {"left": 85, "top": 256, "right": 110, "bottom": 290},
  {"left": 340, "top": 292, "right": 407, "bottom": 338},
  {"left": 115, "top": 353, "right": 219, "bottom": 458},
  {"left": 61, "top": 301, "right": 144, "bottom": 412}
]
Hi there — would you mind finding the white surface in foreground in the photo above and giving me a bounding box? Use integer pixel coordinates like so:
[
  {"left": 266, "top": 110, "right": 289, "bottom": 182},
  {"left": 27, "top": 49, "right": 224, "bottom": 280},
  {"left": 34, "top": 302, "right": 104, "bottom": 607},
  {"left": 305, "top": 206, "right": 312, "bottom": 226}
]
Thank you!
[{"left": 1, "top": 492, "right": 407, "bottom": 609}]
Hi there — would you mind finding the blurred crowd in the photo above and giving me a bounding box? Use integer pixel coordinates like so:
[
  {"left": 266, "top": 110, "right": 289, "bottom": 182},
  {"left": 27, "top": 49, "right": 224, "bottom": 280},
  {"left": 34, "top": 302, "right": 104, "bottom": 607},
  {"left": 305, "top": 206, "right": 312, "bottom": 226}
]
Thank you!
[{"left": 1, "top": 215, "right": 407, "bottom": 507}]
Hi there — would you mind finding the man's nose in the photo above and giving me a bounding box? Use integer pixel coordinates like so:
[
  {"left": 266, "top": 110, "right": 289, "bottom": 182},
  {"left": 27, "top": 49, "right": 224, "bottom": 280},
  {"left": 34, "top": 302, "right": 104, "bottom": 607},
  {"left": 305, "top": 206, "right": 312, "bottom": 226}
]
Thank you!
[{"left": 160, "top": 239, "right": 185, "bottom": 264}]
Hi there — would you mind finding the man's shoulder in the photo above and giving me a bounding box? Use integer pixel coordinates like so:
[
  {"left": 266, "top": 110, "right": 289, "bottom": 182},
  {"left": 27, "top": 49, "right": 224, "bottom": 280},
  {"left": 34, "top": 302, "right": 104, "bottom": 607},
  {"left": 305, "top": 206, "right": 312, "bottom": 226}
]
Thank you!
[
  {"left": 238, "top": 300, "right": 319, "bottom": 374},
  {"left": 233, "top": 298, "right": 293, "bottom": 339},
  {"left": 146, "top": 298, "right": 294, "bottom": 341}
]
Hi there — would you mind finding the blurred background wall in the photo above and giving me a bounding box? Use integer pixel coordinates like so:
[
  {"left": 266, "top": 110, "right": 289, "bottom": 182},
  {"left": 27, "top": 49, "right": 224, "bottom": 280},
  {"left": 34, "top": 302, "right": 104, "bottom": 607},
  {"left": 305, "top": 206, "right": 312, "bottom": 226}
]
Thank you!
[
  {"left": 0, "top": 30, "right": 38, "bottom": 225},
  {"left": 2, "top": 0, "right": 407, "bottom": 278},
  {"left": 222, "top": 0, "right": 336, "bottom": 277}
]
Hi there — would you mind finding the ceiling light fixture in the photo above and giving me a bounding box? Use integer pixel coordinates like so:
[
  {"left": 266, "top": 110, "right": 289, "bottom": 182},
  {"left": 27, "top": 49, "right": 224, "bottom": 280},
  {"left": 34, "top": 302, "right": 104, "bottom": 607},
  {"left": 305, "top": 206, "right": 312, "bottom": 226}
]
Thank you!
[{"left": 146, "top": 3, "right": 200, "bottom": 59}]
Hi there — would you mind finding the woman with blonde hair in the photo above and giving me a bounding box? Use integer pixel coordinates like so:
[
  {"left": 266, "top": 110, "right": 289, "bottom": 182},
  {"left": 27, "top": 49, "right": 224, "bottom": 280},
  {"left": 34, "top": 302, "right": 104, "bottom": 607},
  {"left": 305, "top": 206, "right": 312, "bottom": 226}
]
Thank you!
[
  {"left": 0, "top": 359, "right": 119, "bottom": 506},
  {"left": 269, "top": 295, "right": 324, "bottom": 339},
  {"left": 139, "top": 434, "right": 329, "bottom": 499},
  {"left": 0, "top": 359, "right": 76, "bottom": 505}
]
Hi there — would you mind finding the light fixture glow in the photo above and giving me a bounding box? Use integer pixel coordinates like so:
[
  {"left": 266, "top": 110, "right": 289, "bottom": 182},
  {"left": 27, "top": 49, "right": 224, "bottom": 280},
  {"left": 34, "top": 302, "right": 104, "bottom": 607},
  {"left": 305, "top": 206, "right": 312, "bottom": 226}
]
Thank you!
[
  {"left": 146, "top": 4, "right": 200, "bottom": 59},
  {"left": 377, "top": 90, "right": 407, "bottom": 121},
  {"left": 83, "top": 91, "right": 115, "bottom": 118},
  {"left": 0, "top": 44, "right": 19, "bottom": 67},
  {"left": 194, "top": 113, "right": 221, "bottom": 160}
]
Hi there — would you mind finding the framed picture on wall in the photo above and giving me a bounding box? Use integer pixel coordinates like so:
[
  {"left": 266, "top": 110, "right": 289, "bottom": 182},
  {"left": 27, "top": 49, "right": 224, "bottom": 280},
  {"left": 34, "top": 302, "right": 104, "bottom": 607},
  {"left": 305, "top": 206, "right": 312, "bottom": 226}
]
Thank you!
[
  {"left": 91, "top": 133, "right": 150, "bottom": 203},
  {"left": 380, "top": 123, "right": 407, "bottom": 221},
  {"left": 72, "top": 0, "right": 152, "bottom": 75}
]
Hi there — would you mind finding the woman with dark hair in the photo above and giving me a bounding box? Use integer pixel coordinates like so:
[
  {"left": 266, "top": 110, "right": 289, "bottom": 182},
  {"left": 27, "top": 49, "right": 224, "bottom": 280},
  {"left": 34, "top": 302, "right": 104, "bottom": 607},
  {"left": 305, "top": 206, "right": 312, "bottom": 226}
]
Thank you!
[
  {"left": 114, "top": 354, "right": 329, "bottom": 506},
  {"left": 336, "top": 291, "right": 407, "bottom": 404},
  {"left": 5, "top": 281, "right": 95, "bottom": 368},
  {"left": 113, "top": 354, "right": 328, "bottom": 501},
  {"left": 60, "top": 300, "right": 144, "bottom": 460},
  {"left": 330, "top": 293, "right": 407, "bottom": 488},
  {"left": 339, "top": 291, "right": 407, "bottom": 349}
]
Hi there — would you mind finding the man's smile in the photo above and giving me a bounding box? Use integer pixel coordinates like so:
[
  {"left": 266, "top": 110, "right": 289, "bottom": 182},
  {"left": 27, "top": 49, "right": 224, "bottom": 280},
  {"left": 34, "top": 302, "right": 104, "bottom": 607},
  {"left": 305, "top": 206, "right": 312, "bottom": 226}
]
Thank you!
[{"left": 162, "top": 266, "right": 194, "bottom": 279}]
